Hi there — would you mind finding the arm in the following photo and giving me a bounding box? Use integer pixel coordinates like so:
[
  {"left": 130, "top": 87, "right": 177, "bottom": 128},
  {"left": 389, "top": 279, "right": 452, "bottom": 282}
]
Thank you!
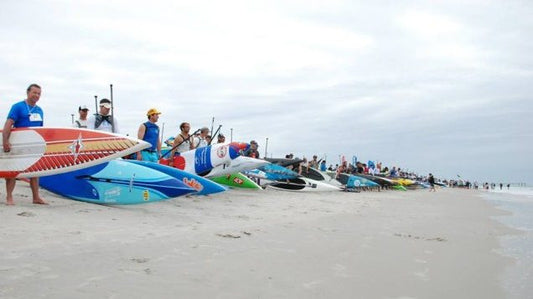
[
  {"left": 86, "top": 115, "right": 95, "bottom": 130},
  {"left": 136, "top": 124, "right": 146, "bottom": 160},
  {"left": 114, "top": 118, "right": 119, "bottom": 134},
  {"left": 2, "top": 119, "right": 14, "bottom": 152}
]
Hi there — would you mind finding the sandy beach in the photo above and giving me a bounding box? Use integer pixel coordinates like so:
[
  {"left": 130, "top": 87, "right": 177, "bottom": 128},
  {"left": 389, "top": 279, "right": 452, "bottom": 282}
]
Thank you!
[{"left": 0, "top": 185, "right": 515, "bottom": 299}]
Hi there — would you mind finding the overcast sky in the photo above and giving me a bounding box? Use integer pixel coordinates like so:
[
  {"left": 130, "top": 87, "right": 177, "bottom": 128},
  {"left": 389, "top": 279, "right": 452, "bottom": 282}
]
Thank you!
[{"left": 1, "top": 0, "right": 531, "bottom": 184}]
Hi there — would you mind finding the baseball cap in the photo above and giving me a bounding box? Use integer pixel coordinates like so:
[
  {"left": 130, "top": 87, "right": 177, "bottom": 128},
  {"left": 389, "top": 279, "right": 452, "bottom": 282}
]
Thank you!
[
  {"left": 146, "top": 108, "right": 162, "bottom": 116},
  {"left": 79, "top": 105, "right": 89, "bottom": 111},
  {"left": 218, "top": 133, "right": 225, "bottom": 138},
  {"left": 99, "top": 98, "right": 111, "bottom": 109}
]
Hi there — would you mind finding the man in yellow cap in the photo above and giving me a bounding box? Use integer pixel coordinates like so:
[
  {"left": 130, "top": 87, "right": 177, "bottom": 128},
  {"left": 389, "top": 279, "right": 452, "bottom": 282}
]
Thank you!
[{"left": 136, "top": 108, "right": 162, "bottom": 162}]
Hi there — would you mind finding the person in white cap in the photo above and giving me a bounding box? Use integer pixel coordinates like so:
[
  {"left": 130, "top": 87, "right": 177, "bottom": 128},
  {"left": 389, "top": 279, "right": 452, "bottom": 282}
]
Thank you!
[
  {"left": 87, "top": 98, "right": 119, "bottom": 133},
  {"left": 73, "top": 105, "right": 89, "bottom": 128}
]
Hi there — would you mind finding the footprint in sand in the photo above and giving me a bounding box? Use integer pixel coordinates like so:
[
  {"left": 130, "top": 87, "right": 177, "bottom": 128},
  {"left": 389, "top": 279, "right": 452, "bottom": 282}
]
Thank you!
[
  {"left": 216, "top": 233, "right": 241, "bottom": 239},
  {"left": 130, "top": 258, "right": 150, "bottom": 263},
  {"left": 17, "top": 211, "right": 35, "bottom": 217}
]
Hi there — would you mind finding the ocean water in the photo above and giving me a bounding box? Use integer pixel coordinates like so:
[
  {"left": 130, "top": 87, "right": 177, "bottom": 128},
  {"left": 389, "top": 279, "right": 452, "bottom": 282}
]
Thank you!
[{"left": 481, "top": 186, "right": 533, "bottom": 299}]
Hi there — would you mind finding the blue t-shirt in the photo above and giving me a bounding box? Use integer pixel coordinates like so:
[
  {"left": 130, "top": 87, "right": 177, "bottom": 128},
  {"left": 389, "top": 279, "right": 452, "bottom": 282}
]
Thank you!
[
  {"left": 143, "top": 121, "right": 159, "bottom": 151},
  {"left": 7, "top": 100, "right": 44, "bottom": 128}
]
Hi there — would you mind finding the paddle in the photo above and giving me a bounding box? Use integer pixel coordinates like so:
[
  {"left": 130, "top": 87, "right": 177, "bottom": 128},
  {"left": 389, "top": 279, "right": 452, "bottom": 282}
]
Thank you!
[
  {"left": 109, "top": 84, "right": 115, "bottom": 133},
  {"left": 208, "top": 125, "right": 222, "bottom": 145}
]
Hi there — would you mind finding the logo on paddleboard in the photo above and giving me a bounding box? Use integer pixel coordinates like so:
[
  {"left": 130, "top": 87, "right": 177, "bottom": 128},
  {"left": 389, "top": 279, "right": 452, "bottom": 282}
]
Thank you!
[
  {"left": 216, "top": 146, "right": 227, "bottom": 159},
  {"left": 68, "top": 133, "right": 84, "bottom": 163},
  {"left": 233, "top": 177, "right": 244, "bottom": 185},
  {"left": 183, "top": 178, "right": 204, "bottom": 191},
  {"left": 143, "top": 190, "right": 150, "bottom": 201}
]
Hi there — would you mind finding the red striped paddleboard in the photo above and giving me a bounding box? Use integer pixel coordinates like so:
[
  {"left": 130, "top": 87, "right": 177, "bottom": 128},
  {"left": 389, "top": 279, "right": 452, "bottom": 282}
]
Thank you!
[{"left": 0, "top": 127, "right": 150, "bottom": 178}]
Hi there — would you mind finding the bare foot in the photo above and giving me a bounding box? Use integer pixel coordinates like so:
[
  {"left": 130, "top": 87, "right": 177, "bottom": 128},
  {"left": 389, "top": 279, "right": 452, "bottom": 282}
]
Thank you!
[
  {"left": 33, "top": 198, "right": 49, "bottom": 205},
  {"left": 6, "top": 196, "right": 14, "bottom": 206}
]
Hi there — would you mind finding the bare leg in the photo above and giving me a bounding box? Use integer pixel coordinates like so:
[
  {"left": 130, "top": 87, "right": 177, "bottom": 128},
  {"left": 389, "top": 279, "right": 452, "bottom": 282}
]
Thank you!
[
  {"left": 30, "top": 177, "right": 47, "bottom": 205},
  {"left": 5, "top": 178, "right": 16, "bottom": 205}
]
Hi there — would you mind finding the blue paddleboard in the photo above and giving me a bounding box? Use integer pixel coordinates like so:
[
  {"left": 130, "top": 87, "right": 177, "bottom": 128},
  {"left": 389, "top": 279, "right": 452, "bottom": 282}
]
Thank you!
[
  {"left": 245, "top": 163, "right": 299, "bottom": 181},
  {"left": 39, "top": 160, "right": 196, "bottom": 204},
  {"left": 345, "top": 174, "right": 380, "bottom": 188},
  {"left": 127, "top": 160, "right": 227, "bottom": 196}
]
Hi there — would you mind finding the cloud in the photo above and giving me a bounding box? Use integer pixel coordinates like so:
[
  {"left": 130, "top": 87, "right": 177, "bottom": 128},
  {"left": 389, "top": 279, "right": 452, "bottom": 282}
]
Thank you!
[{"left": 0, "top": 1, "right": 532, "bottom": 183}]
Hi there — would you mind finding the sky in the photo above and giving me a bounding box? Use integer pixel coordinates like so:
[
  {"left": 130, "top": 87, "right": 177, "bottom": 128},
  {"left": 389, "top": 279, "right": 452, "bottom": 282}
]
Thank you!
[{"left": 1, "top": 0, "right": 532, "bottom": 184}]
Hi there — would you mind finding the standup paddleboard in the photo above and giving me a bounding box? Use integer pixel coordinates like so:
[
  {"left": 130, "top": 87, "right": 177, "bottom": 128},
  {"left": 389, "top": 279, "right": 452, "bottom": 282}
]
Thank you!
[
  {"left": 204, "top": 156, "right": 269, "bottom": 178},
  {"left": 39, "top": 159, "right": 196, "bottom": 205},
  {"left": 160, "top": 142, "right": 244, "bottom": 175},
  {"left": 266, "top": 177, "right": 341, "bottom": 192},
  {"left": 245, "top": 163, "right": 299, "bottom": 181},
  {"left": 128, "top": 160, "right": 227, "bottom": 196},
  {"left": 210, "top": 172, "right": 262, "bottom": 189},
  {"left": 0, "top": 127, "right": 149, "bottom": 178}
]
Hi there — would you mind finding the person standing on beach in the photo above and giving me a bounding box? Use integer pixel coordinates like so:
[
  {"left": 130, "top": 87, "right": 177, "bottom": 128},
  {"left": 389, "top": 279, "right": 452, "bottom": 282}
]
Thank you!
[
  {"left": 216, "top": 133, "right": 226, "bottom": 144},
  {"left": 168, "top": 122, "right": 195, "bottom": 167},
  {"left": 136, "top": 108, "right": 162, "bottom": 162},
  {"left": 73, "top": 105, "right": 89, "bottom": 128},
  {"left": 428, "top": 173, "right": 436, "bottom": 192},
  {"left": 244, "top": 140, "right": 260, "bottom": 159},
  {"left": 2, "top": 84, "right": 47, "bottom": 205},
  {"left": 308, "top": 155, "right": 319, "bottom": 169},
  {"left": 87, "top": 98, "right": 119, "bottom": 133},
  {"left": 193, "top": 127, "right": 209, "bottom": 148},
  {"left": 320, "top": 160, "right": 327, "bottom": 171}
]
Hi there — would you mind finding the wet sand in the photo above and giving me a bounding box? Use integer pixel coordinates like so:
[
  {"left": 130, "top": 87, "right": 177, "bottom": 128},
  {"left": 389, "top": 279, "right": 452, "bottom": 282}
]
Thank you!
[{"left": 0, "top": 185, "right": 514, "bottom": 298}]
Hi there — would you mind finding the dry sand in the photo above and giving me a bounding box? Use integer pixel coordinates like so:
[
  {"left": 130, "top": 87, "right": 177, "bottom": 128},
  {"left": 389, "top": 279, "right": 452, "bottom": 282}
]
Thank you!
[{"left": 0, "top": 184, "right": 515, "bottom": 299}]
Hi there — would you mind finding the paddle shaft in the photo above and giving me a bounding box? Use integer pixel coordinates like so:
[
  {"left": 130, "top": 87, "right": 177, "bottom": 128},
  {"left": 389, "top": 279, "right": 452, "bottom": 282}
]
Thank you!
[
  {"left": 208, "top": 125, "right": 222, "bottom": 145},
  {"left": 110, "top": 84, "right": 115, "bottom": 133}
]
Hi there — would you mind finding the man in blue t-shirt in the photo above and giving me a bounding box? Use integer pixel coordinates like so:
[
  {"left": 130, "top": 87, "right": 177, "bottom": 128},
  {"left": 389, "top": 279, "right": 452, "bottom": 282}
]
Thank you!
[
  {"left": 2, "top": 84, "right": 47, "bottom": 205},
  {"left": 136, "top": 108, "right": 162, "bottom": 162}
]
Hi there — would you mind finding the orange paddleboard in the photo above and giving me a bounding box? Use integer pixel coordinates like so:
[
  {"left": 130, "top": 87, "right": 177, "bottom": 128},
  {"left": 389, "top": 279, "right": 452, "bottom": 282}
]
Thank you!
[{"left": 0, "top": 127, "right": 150, "bottom": 178}]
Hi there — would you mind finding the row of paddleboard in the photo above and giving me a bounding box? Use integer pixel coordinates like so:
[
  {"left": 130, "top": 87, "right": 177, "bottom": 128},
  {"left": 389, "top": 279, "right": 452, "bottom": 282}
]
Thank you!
[{"left": 0, "top": 127, "right": 425, "bottom": 205}]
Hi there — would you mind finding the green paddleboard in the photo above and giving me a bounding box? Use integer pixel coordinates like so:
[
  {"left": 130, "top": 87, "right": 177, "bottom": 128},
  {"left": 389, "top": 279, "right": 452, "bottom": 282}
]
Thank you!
[
  {"left": 210, "top": 172, "right": 262, "bottom": 189},
  {"left": 392, "top": 185, "right": 407, "bottom": 191}
]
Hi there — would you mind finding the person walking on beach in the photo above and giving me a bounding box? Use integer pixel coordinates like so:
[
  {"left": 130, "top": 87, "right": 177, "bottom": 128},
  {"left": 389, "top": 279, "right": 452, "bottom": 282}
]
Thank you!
[
  {"left": 87, "top": 98, "right": 119, "bottom": 133},
  {"left": 73, "top": 105, "right": 89, "bottom": 128},
  {"left": 2, "top": 84, "right": 47, "bottom": 205},
  {"left": 168, "top": 122, "right": 195, "bottom": 167},
  {"left": 428, "top": 173, "right": 436, "bottom": 192},
  {"left": 136, "top": 108, "right": 162, "bottom": 162}
]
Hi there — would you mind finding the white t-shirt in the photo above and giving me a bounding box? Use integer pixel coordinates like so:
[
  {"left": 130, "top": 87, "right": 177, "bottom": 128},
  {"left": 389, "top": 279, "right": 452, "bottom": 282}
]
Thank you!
[
  {"left": 194, "top": 136, "right": 208, "bottom": 148},
  {"left": 86, "top": 114, "right": 119, "bottom": 133},
  {"left": 73, "top": 119, "right": 88, "bottom": 128}
]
